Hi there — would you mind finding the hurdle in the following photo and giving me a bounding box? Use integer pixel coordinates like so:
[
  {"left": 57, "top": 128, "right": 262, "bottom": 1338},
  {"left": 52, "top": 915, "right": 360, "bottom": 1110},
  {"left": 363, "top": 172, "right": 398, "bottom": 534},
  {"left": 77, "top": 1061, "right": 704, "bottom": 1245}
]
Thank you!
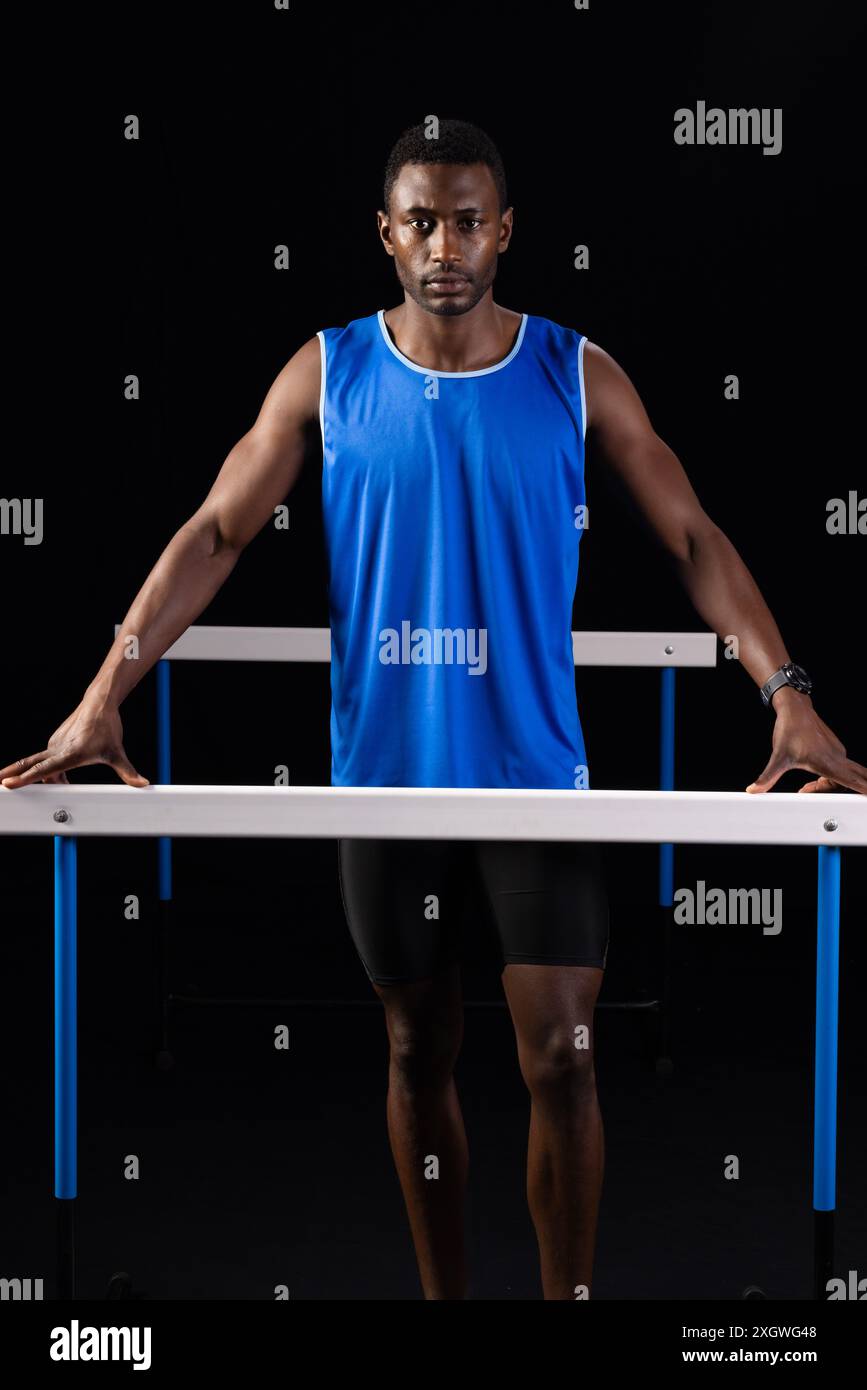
[
  {"left": 1, "top": 783, "right": 864, "bottom": 1300},
  {"left": 119, "top": 625, "right": 718, "bottom": 1063}
]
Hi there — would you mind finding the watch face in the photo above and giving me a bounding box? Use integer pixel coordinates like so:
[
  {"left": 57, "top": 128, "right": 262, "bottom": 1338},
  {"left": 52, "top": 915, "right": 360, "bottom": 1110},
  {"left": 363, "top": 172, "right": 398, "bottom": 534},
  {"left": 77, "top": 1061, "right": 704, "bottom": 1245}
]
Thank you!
[{"left": 788, "top": 663, "right": 812, "bottom": 690}]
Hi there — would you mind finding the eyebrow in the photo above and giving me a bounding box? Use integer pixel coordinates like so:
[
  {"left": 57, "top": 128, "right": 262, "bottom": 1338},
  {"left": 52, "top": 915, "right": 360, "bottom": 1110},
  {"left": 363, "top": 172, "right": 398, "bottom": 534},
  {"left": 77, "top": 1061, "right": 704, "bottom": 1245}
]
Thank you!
[{"left": 403, "top": 206, "right": 486, "bottom": 216}]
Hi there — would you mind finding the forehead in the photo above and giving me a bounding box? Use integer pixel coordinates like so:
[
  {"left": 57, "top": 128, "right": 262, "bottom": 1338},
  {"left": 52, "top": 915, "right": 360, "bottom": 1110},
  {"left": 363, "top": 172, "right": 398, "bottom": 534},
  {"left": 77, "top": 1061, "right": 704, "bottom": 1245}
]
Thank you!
[{"left": 391, "top": 161, "right": 498, "bottom": 209}]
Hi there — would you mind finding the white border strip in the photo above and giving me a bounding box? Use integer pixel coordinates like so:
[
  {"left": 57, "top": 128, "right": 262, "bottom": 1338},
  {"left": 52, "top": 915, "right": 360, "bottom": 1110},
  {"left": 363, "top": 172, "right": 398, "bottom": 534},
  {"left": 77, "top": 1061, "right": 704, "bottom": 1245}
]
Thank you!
[
  {"left": 316, "top": 330, "right": 327, "bottom": 453},
  {"left": 570, "top": 630, "right": 716, "bottom": 667},
  {"left": 377, "top": 309, "right": 528, "bottom": 378},
  {"left": 1, "top": 785, "right": 862, "bottom": 847},
  {"left": 578, "top": 334, "right": 588, "bottom": 441},
  {"left": 115, "top": 626, "right": 716, "bottom": 668},
  {"left": 115, "top": 625, "right": 332, "bottom": 663}
]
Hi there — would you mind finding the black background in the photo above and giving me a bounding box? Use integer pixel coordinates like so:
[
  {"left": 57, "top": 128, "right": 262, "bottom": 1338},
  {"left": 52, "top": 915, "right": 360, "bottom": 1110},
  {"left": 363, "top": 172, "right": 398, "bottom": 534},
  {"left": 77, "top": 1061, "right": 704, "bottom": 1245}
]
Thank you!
[{"left": 1, "top": 1, "right": 865, "bottom": 1304}]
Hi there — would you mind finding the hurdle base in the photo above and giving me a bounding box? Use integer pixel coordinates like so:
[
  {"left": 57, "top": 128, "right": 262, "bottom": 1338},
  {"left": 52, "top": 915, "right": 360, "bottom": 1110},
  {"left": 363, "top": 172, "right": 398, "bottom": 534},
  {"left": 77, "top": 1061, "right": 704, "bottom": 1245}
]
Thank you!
[
  {"left": 56, "top": 1197, "right": 75, "bottom": 1300},
  {"left": 106, "top": 1270, "right": 134, "bottom": 1300},
  {"left": 813, "top": 1208, "right": 834, "bottom": 1301}
]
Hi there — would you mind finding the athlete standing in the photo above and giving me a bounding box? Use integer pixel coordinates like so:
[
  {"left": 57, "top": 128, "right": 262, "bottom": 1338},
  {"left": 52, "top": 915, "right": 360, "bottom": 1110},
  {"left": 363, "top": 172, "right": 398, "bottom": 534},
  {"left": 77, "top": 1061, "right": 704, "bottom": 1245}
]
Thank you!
[{"left": 3, "top": 120, "right": 864, "bottom": 1300}]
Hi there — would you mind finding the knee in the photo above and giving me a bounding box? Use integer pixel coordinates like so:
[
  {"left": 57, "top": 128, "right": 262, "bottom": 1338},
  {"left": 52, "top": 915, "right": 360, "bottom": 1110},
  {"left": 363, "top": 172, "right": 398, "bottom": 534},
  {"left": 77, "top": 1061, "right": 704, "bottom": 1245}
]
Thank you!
[
  {"left": 519, "top": 1030, "right": 597, "bottom": 1102},
  {"left": 387, "top": 1020, "right": 461, "bottom": 1092}
]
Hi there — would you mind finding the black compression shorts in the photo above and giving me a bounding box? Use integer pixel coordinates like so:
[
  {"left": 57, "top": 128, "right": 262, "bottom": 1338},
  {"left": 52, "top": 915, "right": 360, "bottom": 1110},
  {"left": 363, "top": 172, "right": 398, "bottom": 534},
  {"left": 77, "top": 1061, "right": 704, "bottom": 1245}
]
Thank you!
[{"left": 337, "top": 838, "right": 610, "bottom": 986}]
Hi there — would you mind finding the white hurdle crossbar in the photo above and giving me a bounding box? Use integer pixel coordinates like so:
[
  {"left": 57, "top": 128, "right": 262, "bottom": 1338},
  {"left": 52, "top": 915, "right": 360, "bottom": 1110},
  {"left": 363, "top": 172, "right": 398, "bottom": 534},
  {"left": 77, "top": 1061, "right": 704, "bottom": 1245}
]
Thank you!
[
  {"left": 125, "top": 624, "right": 718, "bottom": 667},
  {"left": 1, "top": 782, "right": 863, "bottom": 1300},
  {"left": 1, "top": 784, "right": 864, "bottom": 846}
]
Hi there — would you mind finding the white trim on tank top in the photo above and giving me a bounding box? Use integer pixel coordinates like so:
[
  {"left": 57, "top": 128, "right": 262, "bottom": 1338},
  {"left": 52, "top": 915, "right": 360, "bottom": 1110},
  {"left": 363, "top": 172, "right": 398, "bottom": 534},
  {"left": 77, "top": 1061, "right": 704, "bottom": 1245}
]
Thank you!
[
  {"left": 577, "top": 334, "right": 588, "bottom": 442},
  {"left": 376, "top": 308, "right": 528, "bottom": 378},
  {"left": 316, "top": 330, "right": 327, "bottom": 452}
]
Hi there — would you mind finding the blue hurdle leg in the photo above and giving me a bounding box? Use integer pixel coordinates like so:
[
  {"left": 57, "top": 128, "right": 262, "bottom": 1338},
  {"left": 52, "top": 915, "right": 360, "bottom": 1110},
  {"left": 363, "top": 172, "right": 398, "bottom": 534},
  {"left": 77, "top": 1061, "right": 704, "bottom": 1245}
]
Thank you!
[
  {"left": 658, "top": 667, "right": 675, "bottom": 906},
  {"left": 54, "top": 834, "right": 77, "bottom": 1299},
  {"left": 156, "top": 659, "right": 174, "bottom": 1064},
  {"left": 157, "top": 658, "right": 172, "bottom": 901},
  {"left": 652, "top": 666, "right": 677, "bottom": 1074},
  {"left": 813, "top": 844, "right": 841, "bottom": 1299}
]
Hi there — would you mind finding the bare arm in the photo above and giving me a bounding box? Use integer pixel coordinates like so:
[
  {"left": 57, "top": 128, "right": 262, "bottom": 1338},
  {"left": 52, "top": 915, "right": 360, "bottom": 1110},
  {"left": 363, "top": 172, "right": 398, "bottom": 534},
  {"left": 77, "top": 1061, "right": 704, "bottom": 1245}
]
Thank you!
[
  {"left": 583, "top": 341, "right": 793, "bottom": 694},
  {"left": 1, "top": 336, "right": 322, "bottom": 788},
  {"left": 583, "top": 341, "right": 866, "bottom": 794}
]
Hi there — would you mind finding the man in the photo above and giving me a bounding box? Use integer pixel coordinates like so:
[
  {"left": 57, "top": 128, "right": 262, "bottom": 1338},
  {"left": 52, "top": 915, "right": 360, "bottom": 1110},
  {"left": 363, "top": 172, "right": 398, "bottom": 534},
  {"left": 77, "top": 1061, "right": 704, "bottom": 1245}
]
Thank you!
[{"left": 2, "top": 119, "right": 864, "bottom": 1301}]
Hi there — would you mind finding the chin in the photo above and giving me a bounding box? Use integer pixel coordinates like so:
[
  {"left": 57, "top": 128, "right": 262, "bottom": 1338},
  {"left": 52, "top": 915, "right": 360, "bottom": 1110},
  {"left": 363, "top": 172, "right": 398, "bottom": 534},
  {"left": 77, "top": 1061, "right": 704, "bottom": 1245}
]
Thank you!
[
  {"left": 426, "top": 300, "right": 472, "bottom": 316},
  {"left": 418, "top": 286, "right": 477, "bottom": 316}
]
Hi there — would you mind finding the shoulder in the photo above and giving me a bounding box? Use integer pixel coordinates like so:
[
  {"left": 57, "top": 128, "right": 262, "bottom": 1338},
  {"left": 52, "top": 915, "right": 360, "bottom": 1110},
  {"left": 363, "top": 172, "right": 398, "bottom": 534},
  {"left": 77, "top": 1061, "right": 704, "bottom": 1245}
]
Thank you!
[
  {"left": 317, "top": 309, "right": 382, "bottom": 348},
  {"left": 521, "top": 312, "right": 589, "bottom": 357},
  {"left": 582, "top": 340, "right": 635, "bottom": 393},
  {"left": 258, "top": 335, "right": 323, "bottom": 427}
]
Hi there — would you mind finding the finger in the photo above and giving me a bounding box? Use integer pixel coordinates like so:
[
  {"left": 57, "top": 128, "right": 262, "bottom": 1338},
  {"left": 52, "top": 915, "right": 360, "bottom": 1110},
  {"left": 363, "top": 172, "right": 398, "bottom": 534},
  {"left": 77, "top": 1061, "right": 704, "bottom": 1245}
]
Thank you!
[
  {"left": 745, "top": 752, "right": 790, "bottom": 793},
  {"left": 831, "top": 758, "right": 867, "bottom": 796},
  {"left": 798, "top": 760, "right": 867, "bottom": 796},
  {"left": 6, "top": 757, "right": 79, "bottom": 788},
  {"left": 107, "top": 753, "right": 150, "bottom": 788},
  {"left": 42, "top": 771, "right": 71, "bottom": 785},
  {"left": 842, "top": 759, "right": 867, "bottom": 795},
  {"left": 797, "top": 777, "right": 834, "bottom": 793},
  {"left": 0, "top": 756, "right": 51, "bottom": 789},
  {"left": 0, "top": 753, "right": 67, "bottom": 789}
]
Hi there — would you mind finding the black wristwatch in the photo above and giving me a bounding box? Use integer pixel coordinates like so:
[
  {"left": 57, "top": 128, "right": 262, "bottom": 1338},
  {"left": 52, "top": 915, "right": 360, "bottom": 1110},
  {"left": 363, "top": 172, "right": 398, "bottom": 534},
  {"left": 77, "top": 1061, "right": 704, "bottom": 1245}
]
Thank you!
[{"left": 760, "top": 661, "right": 813, "bottom": 708}]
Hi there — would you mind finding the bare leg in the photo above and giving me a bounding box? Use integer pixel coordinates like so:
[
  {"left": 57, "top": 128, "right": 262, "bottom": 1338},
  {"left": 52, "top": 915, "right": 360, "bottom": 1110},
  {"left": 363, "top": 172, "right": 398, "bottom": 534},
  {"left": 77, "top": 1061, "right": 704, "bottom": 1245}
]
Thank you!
[
  {"left": 373, "top": 964, "right": 468, "bottom": 1299},
  {"left": 501, "top": 963, "right": 605, "bottom": 1299}
]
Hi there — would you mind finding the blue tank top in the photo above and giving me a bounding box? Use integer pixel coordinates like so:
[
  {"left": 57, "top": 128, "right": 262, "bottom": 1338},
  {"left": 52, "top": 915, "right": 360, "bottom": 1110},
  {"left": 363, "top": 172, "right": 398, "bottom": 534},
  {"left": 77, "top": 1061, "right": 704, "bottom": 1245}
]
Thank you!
[{"left": 317, "top": 308, "right": 590, "bottom": 790}]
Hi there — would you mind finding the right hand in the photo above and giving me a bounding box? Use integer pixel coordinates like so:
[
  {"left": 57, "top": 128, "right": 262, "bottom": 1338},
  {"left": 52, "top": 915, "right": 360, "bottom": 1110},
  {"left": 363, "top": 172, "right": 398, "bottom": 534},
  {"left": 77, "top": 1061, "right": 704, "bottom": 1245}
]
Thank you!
[{"left": 0, "top": 699, "right": 149, "bottom": 789}]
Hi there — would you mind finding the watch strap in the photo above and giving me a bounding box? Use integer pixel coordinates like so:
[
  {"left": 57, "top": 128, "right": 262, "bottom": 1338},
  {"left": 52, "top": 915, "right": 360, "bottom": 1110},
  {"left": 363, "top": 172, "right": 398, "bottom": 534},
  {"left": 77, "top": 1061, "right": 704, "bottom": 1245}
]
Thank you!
[{"left": 761, "top": 668, "right": 791, "bottom": 707}]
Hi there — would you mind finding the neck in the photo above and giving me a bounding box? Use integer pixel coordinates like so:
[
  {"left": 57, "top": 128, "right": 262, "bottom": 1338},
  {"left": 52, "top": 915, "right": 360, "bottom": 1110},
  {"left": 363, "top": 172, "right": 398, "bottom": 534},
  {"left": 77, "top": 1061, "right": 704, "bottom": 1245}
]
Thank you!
[{"left": 384, "top": 295, "right": 518, "bottom": 373}]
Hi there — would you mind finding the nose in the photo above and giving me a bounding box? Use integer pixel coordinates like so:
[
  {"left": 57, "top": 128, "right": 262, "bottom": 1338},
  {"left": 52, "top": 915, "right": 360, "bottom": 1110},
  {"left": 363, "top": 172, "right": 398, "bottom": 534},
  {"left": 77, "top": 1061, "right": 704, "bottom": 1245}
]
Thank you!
[{"left": 429, "top": 223, "right": 463, "bottom": 267}]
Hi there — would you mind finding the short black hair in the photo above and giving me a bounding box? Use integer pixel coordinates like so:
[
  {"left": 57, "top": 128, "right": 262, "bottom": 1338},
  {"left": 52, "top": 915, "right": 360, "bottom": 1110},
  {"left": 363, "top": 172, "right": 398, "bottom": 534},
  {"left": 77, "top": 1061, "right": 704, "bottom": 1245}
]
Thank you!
[{"left": 383, "top": 118, "right": 508, "bottom": 216}]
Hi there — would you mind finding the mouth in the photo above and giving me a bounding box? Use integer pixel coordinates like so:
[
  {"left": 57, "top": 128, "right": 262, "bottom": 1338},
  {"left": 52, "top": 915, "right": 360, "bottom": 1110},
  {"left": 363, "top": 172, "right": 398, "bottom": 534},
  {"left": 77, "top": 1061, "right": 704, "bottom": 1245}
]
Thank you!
[{"left": 426, "top": 276, "right": 468, "bottom": 294}]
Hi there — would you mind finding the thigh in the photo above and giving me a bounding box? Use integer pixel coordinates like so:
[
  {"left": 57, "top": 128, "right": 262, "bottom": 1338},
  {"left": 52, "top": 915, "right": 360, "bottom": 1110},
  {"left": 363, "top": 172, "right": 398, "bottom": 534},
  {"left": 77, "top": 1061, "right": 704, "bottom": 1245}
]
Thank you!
[
  {"left": 475, "top": 839, "right": 610, "bottom": 970},
  {"left": 337, "top": 837, "right": 469, "bottom": 986}
]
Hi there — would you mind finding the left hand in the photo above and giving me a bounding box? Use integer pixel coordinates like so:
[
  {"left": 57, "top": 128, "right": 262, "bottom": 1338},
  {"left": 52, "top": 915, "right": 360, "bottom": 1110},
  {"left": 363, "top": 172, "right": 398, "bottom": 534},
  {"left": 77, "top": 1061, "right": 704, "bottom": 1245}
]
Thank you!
[{"left": 746, "top": 698, "right": 867, "bottom": 795}]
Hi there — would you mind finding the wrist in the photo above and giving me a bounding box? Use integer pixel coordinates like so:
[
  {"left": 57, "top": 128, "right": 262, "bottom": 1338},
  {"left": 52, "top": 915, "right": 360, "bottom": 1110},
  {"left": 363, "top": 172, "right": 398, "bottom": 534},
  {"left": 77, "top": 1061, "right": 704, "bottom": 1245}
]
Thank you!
[
  {"left": 84, "top": 677, "right": 121, "bottom": 714},
  {"left": 760, "top": 660, "right": 814, "bottom": 710},
  {"left": 770, "top": 684, "right": 812, "bottom": 715}
]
